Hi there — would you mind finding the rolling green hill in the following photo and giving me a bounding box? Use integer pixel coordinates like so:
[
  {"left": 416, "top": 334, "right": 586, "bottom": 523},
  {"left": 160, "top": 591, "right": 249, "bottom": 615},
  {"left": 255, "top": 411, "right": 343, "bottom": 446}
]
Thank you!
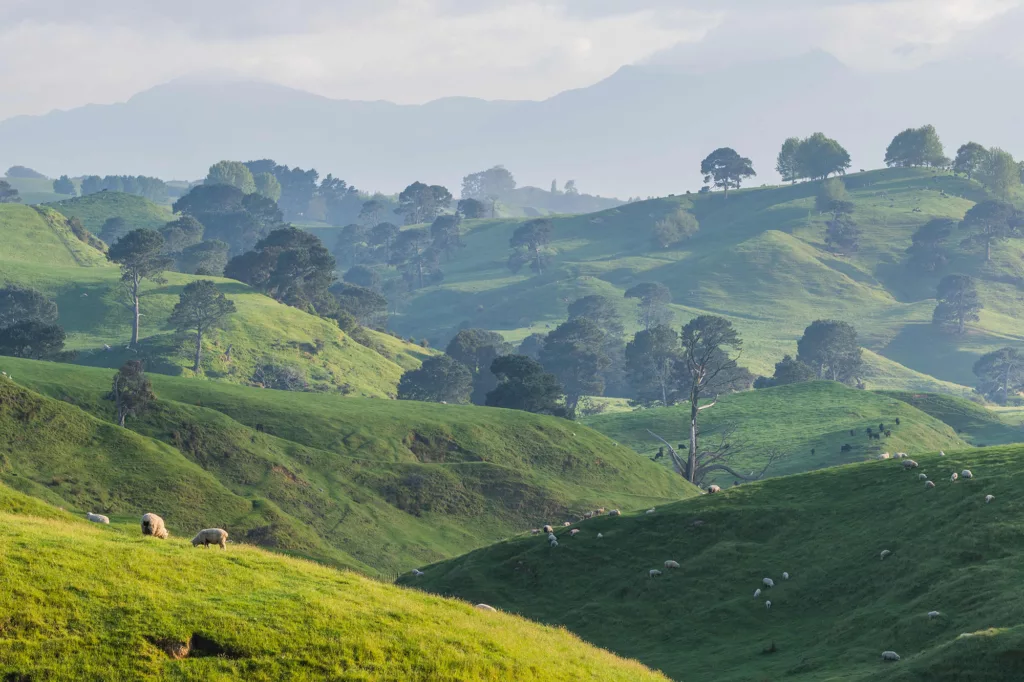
[
  {"left": 582, "top": 382, "right": 968, "bottom": 486},
  {"left": 360, "top": 168, "right": 1022, "bottom": 395},
  {"left": 0, "top": 497, "right": 668, "bottom": 681},
  {"left": 0, "top": 202, "right": 428, "bottom": 397},
  {"left": 0, "top": 360, "right": 697, "bottom": 574},
  {"left": 404, "top": 443, "right": 1024, "bottom": 681},
  {"left": 49, "top": 190, "right": 172, "bottom": 233},
  {"left": 879, "top": 390, "right": 1024, "bottom": 448},
  {"left": 1, "top": 174, "right": 72, "bottom": 204}
]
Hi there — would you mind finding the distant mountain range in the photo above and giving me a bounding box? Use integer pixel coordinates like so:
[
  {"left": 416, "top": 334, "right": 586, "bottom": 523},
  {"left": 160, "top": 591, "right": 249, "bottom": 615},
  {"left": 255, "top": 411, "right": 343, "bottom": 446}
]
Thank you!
[{"left": 2, "top": 51, "right": 1022, "bottom": 198}]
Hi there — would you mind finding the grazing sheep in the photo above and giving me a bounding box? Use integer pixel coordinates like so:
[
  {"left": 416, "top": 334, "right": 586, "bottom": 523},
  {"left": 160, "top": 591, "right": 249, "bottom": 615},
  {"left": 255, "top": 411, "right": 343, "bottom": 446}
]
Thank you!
[
  {"left": 649, "top": 569, "right": 662, "bottom": 578},
  {"left": 570, "top": 529, "right": 580, "bottom": 536},
  {"left": 411, "top": 569, "right": 425, "bottom": 577},
  {"left": 896, "top": 452, "right": 907, "bottom": 459},
  {"left": 664, "top": 560, "right": 680, "bottom": 569},
  {"left": 547, "top": 533, "right": 557, "bottom": 542},
  {"left": 962, "top": 470, "right": 973, "bottom": 479},
  {"left": 940, "top": 450, "right": 946, "bottom": 456},
  {"left": 597, "top": 533, "right": 604, "bottom": 538},
  {"left": 925, "top": 481, "right": 936, "bottom": 489},
  {"left": 646, "top": 508, "right": 656, "bottom": 514},
  {"left": 707, "top": 485, "right": 722, "bottom": 493},
  {"left": 902, "top": 459, "right": 919, "bottom": 469},
  {"left": 563, "top": 521, "right": 571, "bottom": 527},
  {"left": 86, "top": 512, "right": 110, "bottom": 524},
  {"left": 543, "top": 525, "right": 554, "bottom": 534},
  {"left": 530, "top": 529, "right": 540, "bottom": 535},
  {"left": 918, "top": 473, "right": 928, "bottom": 480},
  {"left": 475, "top": 604, "right": 497, "bottom": 612},
  {"left": 583, "top": 512, "right": 594, "bottom": 520},
  {"left": 928, "top": 611, "right": 940, "bottom": 619},
  {"left": 765, "top": 600, "right": 771, "bottom": 610},
  {"left": 549, "top": 539, "right": 558, "bottom": 547},
  {"left": 191, "top": 528, "right": 228, "bottom": 549},
  {"left": 763, "top": 578, "right": 775, "bottom": 588},
  {"left": 880, "top": 550, "right": 891, "bottom": 560},
  {"left": 140, "top": 513, "right": 169, "bottom": 539},
  {"left": 596, "top": 508, "right": 606, "bottom": 515},
  {"left": 609, "top": 509, "right": 621, "bottom": 516},
  {"left": 950, "top": 472, "right": 959, "bottom": 482},
  {"left": 986, "top": 495, "right": 995, "bottom": 503},
  {"left": 754, "top": 588, "right": 761, "bottom": 598},
  {"left": 879, "top": 453, "right": 891, "bottom": 460},
  {"left": 782, "top": 572, "right": 789, "bottom": 580},
  {"left": 881, "top": 651, "right": 900, "bottom": 662}
]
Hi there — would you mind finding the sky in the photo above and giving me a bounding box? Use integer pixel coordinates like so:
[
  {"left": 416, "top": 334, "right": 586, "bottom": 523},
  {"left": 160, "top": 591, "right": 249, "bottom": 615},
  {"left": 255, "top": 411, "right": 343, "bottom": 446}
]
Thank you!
[{"left": 1, "top": 0, "right": 1021, "bottom": 122}]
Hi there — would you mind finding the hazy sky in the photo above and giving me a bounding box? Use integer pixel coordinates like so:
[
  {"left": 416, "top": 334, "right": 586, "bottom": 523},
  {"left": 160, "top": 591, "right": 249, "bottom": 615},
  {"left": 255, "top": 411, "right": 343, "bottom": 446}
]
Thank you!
[{"left": 1, "top": 0, "right": 1020, "bottom": 121}]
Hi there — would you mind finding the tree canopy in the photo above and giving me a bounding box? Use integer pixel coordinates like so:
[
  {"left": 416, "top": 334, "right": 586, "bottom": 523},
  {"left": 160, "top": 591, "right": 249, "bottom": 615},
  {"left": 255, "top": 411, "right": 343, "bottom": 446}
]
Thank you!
[
  {"left": 796, "top": 320, "right": 863, "bottom": 385},
  {"left": 225, "top": 227, "right": 336, "bottom": 313},
  {"left": 775, "top": 138, "right": 802, "bottom": 184},
  {"left": 932, "top": 274, "right": 981, "bottom": 335},
  {"left": 397, "top": 355, "right": 473, "bottom": 404},
  {"left": 207, "top": 161, "right": 256, "bottom": 194},
  {"left": 461, "top": 166, "right": 516, "bottom": 200},
  {"left": 624, "top": 282, "right": 672, "bottom": 330},
  {"left": 794, "top": 132, "right": 851, "bottom": 180},
  {"left": 960, "top": 199, "right": 1018, "bottom": 262},
  {"left": 52, "top": 175, "right": 76, "bottom": 196},
  {"left": 0, "top": 284, "right": 58, "bottom": 329},
  {"left": 652, "top": 208, "right": 699, "bottom": 248},
  {"left": 884, "top": 125, "right": 947, "bottom": 168},
  {"left": 173, "top": 184, "right": 285, "bottom": 256},
  {"left": 953, "top": 142, "right": 987, "bottom": 180},
  {"left": 395, "top": 182, "right": 452, "bottom": 225},
  {"left": 539, "top": 318, "right": 609, "bottom": 419},
  {"left": 973, "top": 347, "right": 1023, "bottom": 405},
  {"left": 979, "top": 148, "right": 1021, "bottom": 200},
  {"left": 446, "top": 328, "right": 512, "bottom": 405},
  {"left": 508, "top": 219, "right": 553, "bottom": 274},
  {"left": 625, "top": 325, "right": 680, "bottom": 406},
  {"left": 168, "top": 280, "right": 236, "bottom": 373},
  {"left": 0, "top": 320, "right": 66, "bottom": 360},
  {"left": 485, "top": 355, "right": 565, "bottom": 416},
  {"left": 699, "top": 148, "right": 756, "bottom": 197},
  {"left": 107, "top": 229, "right": 172, "bottom": 345},
  {"left": 906, "top": 218, "right": 954, "bottom": 272}
]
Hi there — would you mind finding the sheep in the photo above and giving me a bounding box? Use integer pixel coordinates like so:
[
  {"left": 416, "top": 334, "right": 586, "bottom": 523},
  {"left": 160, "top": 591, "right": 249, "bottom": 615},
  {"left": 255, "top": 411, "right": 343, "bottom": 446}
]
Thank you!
[
  {"left": 896, "top": 452, "right": 908, "bottom": 459},
  {"left": 191, "top": 528, "right": 228, "bottom": 549},
  {"left": 763, "top": 578, "right": 775, "bottom": 588},
  {"left": 649, "top": 569, "right": 662, "bottom": 578},
  {"left": 925, "top": 481, "right": 936, "bottom": 489},
  {"left": 985, "top": 495, "right": 995, "bottom": 503},
  {"left": 940, "top": 450, "right": 946, "bottom": 456},
  {"left": 880, "top": 549, "right": 891, "bottom": 560},
  {"left": 646, "top": 508, "right": 656, "bottom": 514},
  {"left": 530, "top": 529, "right": 540, "bottom": 535},
  {"left": 411, "top": 569, "right": 425, "bottom": 577},
  {"left": 596, "top": 533, "right": 604, "bottom": 538},
  {"left": 583, "top": 512, "right": 594, "bottom": 520},
  {"left": 596, "top": 508, "right": 606, "bottom": 515},
  {"left": 563, "top": 521, "right": 571, "bottom": 527},
  {"left": 570, "top": 529, "right": 580, "bottom": 536},
  {"left": 549, "top": 539, "right": 559, "bottom": 547},
  {"left": 782, "top": 572, "right": 789, "bottom": 580},
  {"left": 918, "top": 473, "right": 928, "bottom": 481},
  {"left": 879, "top": 453, "right": 891, "bottom": 460},
  {"left": 765, "top": 600, "right": 772, "bottom": 610},
  {"left": 475, "top": 604, "right": 497, "bottom": 612},
  {"left": 86, "top": 512, "right": 110, "bottom": 524},
  {"left": 950, "top": 472, "right": 959, "bottom": 482},
  {"left": 542, "top": 525, "right": 554, "bottom": 534},
  {"left": 140, "top": 513, "right": 169, "bottom": 539},
  {"left": 754, "top": 588, "right": 761, "bottom": 598},
  {"left": 902, "top": 459, "right": 919, "bottom": 469},
  {"left": 707, "top": 485, "right": 722, "bottom": 493},
  {"left": 928, "top": 611, "right": 940, "bottom": 619},
  {"left": 547, "top": 533, "right": 557, "bottom": 542},
  {"left": 961, "top": 470, "right": 973, "bottom": 479},
  {"left": 881, "top": 651, "right": 900, "bottom": 662},
  {"left": 664, "top": 560, "right": 680, "bottom": 569},
  {"left": 609, "top": 509, "right": 621, "bottom": 516}
]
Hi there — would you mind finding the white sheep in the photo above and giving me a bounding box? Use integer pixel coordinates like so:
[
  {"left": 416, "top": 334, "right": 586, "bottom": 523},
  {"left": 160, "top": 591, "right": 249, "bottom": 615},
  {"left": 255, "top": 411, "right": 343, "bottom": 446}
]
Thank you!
[
  {"left": 765, "top": 600, "right": 771, "bottom": 610},
  {"left": 649, "top": 569, "right": 662, "bottom": 578},
  {"left": 86, "top": 512, "right": 110, "bottom": 524},
  {"left": 896, "top": 453, "right": 908, "bottom": 459},
  {"left": 925, "top": 481, "right": 936, "bottom": 489},
  {"left": 961, "top": 470, "right": 973, "bottom": 479},
  {"left": 609, "top": 509, "right": 621, "bottom": 516},
  {"left": 940, "top": 450, "right": 946, "bottom": 456},
  {"left": 879, "top": 453, "right": 891, "bottom": 460},
  {"left": 549, "top": 539, "right": 558, "bottom": 547},
  {"left": 903, "top": 459, "right": 919, "bottom": 469},
  {"left": 597, "top": 533, "right": 604, "bottom": 538},
  {"left": 664, "top": 560, "right": 680, "bottom": 569},
  {"left": 475, "top": 604, "right": 497, "bottom": 612},
  {"left": 140, "top": 513, "right": 169, "bottom": 539},
  {"left": 763, "top": 578, "right": 775, "bottom": 588},
  {"left": 928, "top": 611, "right": 940, "bottom": 619},
  {"left": 880, "top": 550, "right": 891, "bottom": 560},
  {"left": 950, "top": 472, "right": 959, "bottom": 482},
  {"left": 881, "top": 651, "right": 900, "bottom": 662},
  {"left": 547, "top": 533, "right": 557, "bottom": 542},
  {"left": 563, "top": 521, "right": 571, "bottom": 527},
  {"left": 918, "top": 473, "right": 928, "bottom": 481},
  {"left": 530, "top": 529, "right": 540, "bottom": 535},
  {"left": 191, "top": 528, "right": 228, "bottom": 549},
  {"left": 570, "top": 529, "right": 580, "bottom": 536},
  {"left": 707, "top": 485, "right": 721, "bottom": 493},
  {"left": 985, "top": 495, "right": 995, "bottom": 503},
  {"left": 411, "top": 569, "right": 425, "bottom": 577},
  {"left": 782, "top": 572, "right": 789, "bottom": 580},
  {"left": 646, "top": 508, "right": 656, "bottom": 514},
  {"left": 542, "top": 524, "right": 554, "bottom": 534},
  {"left": 583, "top": 511, "right": 594, "bottom": 519},
  {"left": 754, "top": 588, "right": 761, "bottom": 598}
]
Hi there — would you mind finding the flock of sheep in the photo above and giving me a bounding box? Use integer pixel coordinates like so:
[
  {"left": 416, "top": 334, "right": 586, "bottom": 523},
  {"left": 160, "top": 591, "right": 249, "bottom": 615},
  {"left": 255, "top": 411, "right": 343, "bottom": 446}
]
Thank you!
[{"left": 86, "top": 511, "right": 229, "bottom": 549}]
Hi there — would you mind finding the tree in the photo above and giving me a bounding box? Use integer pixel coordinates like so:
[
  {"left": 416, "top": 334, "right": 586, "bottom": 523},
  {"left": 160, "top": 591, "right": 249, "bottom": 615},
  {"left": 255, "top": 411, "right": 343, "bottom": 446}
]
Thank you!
[
  {"left": 550, "top": 180, "right": 559, "bottom": 194},
  {"left": 319, "top": 174, "right": 362, "bottom": 227},
  {"left": 953, "top": 142, "right": 987, "bottom": 180},
  {"left": 457, "top": 198, "right": 487, "bottom": 220},
  {"left": 700, "top": 148, "right": 756, "bottom": 197},
  {"left": 815, "top": 178, "right": 851, "bottom": 215},
  {"left": 461, "top": 166, "right": 516, "bottom": 200},
  {"left": 430, "top": 214, "right": 464, "bottom": 260},
  {"left": 0, "top": 180, "right": 20, "bottom": 203},
  {"left": 168, "top": 281, "right": 236, "bottom": 373},
  {"left": 207, "top": 161, "right": 256, "bottom": 194},
  {"left": 107, "top": 229, "right": 172, "bottom": 345},
  {"left": 796, "top": 320, "right": 863, "bottom": 384},
  {"left": 226, "top": 227, "right": 336, "bottom": 312},
  {"left": 0, "top": 284, "right": 58, "bottom": 328},
  {"left": 446, "top": 329, "right": 512, "bottom": 405},
  {"left": 159, "top": 215, "right": 205, "bottom": 256},
  {"left": 253, "top": 172, "right": 281, "bottom": 202},
  {"left": 776, "top": 137, "right": 802, "bottom": 183},
  {"left": 98, "top": 217, "right": 130, "bottom": 245},
  {"left": 568, "top": 295, "right": 626, "bottom": 396},
  {"left": 485, "top": 355, "right": 565, "bottom": 416},
  {"left": 397, "top": 355, "right": 473, "bottom": 404},
  {"left": 539, "top": 318, "right": 609, "bottom": 419},
  {"left": 173, "top": 184, "right": 285, "bottom": 256},
  {"left": 109, "top": 360, "right": 154, "bottom": 427},
  {"left": 0, "top": 321, "right": 66, "bottom": 360},
  {"left": 769, "top": 355, "right": 816, "bottom": 386},
  {"left": 625, "top": 325, "right": 680, "bottom": 406},
  {"left": 932, "top": 274, "right": 981, "bottom": 335},
  {"left": 652, "top": 208, "right": 699, "bottom": 248},
  {"left": 368, "top": 222, "right": 401, "bottom": 263},
  {"left": 825, "top": 211, "right": 860, "bottom": 255},
  {"left": 508, "top": 219, "right": 553, "bottom": 274},
  {"left": 624, "top": 282, "right": 673, "bottom": 330},
  {"left": 906, "top": 218, "right": 954, "bottom": 272},
  {"left": 973, "top": 347, "right": 1024, "bottom": 405},
  {"left": 391, "top": 228, "right": 442, "bottom": 290},
  {"left": 334, "top": 224, "right": 369, "bottom": 269},
  {"left": 330, "top": 283, "right": 388, "bottom": 328},
  {"left": 795, "top": 132, "right": 851, "bottom": 180},
  {"left": 884, "top": 125, "right": 946, "bottom": 168},
  {"left": 517, "top": 333, "right": 546, "bottom": 360},
  {"left": 395, "top": 182, "right": 452, "bottom": 225},
  {"left": 5, "top": 166, "right": 45, "bottom": 179},
  {"left": 178, "top": 240, "right": 230, "bottom": 276},
  {"left": 960, "top": 199, "right": 1017, "bottom": 262},
  {"left": 359, "top": 199, "right": 387, "bottom": 227},
  {"left": 564, "top": 180, "right": 579, "bottom": 195},
  {"left": 52, "top": 175, "right": 76, "bottom": 196},
  {"left": 343, "top": 265, "right": 381, "bottom": 291},
  {"left": 979, "top": 148, "right": 1021, "bottom": 200}
]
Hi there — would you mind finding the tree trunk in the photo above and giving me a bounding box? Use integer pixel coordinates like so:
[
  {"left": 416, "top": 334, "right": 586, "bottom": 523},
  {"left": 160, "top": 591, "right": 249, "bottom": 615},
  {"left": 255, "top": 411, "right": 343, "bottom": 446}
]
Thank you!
[
  {"left": 986, "top": 238, "right": 991, "bottom": 262},
  {"left": 193, "top": 328, "right": 203, "bottom": 373},
  {"left": 661, "top": 380, "right": 668, "bottom": 407},
  {"left": 131, "top": 275, "right": 141, "bottom": 346},
  {"left": 688, "top": 397, "right": 699, "bottom": 484}
]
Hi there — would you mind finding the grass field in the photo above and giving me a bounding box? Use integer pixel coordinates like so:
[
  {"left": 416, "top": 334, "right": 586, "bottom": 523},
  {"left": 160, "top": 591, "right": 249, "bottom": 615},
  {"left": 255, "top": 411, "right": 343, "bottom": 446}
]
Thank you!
[
  {"left": 0, "top": 360, "right": 697, "bottom": 574},
  {"left": 405, "top": 443, "right": 1024, "bottom": 681},
  {"left": 878, "top": 390, "right": 1024, "bottom": 448},
  {"left": 48, "top": 190, "right": 172, "bottom": 233},
  {"left": 0, "top": 495, "right": 668, "bottom": 681}
]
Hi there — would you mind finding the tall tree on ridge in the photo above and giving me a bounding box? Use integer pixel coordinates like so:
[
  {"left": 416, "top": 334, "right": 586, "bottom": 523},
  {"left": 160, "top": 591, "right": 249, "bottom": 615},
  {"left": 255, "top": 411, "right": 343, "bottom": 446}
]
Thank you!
[{"left": 107, "top": 229, "right": 172, "bottom": 346}]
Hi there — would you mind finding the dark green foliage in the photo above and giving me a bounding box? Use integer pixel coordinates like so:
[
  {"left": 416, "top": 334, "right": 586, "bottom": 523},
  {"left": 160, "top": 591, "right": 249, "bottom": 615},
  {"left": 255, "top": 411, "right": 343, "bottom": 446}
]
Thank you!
[
  {"left": 508, "top": 219, "right": 553, "bottom": 274},
  {"left": 814, "top": 178, "right": 850, "bottom": 215},
  {"left": 159, "top": 215, "right": 205, "bottom": 256},
  {"left": 979, "top": 148, "right": 1021, "bottom": 200},
  {"left": 225, "top": 227, "right": 336, "bottom": 313},
  {"left": 343, "top": 265, "right": 381, "bottom": 291},
  {"left": 539, "top": 318, "right": 609, "bottom": 419},
  {"left": 397, "top": 355, "right": 473, "bottom": 404},
  {"left": 568, "top": 295, "right": 626, "bottom": 396},
  {"left": 625, "top": 325, "right": 679, "bottom": 406},
  {"left": 775, "top": 137, "right": 801, "bottom": 184},
  {"left": 52, "top": 175, "right": 76, "bottom": 196},
  {"left": 461, "top": 166, "right": 516, "bottom": 201},
  {"left": 334, "top": 224, "right": 369, "bottom": 269},
  {"left": 395, "top": 182, "right": 452, "bottom": 225},
  {"left": 771, "top": 354, "right": 816, "bottom": 386},
  {"left": 446, "top": 328, "right": 512, "bottom": 405},
  {"left": 430, "top": 214, "right": 465, "bottom": 260},
  {"left": 518, "top": 333, "right": 546, "bottom": 360},
  {"left": 207, "top": 160, "right": 256, "bottom": 193},
  {"left": 652, "top": 208, "right": 699, "bottom": 248},
  {"left": 0, "top": 180, "right": 20, "bottom": 203},
  {"left": 699, "top": 147, "right": 756, "bottom": 197},
  {"left": 391, "top": 228, "right": 442, "bottom": 290},
  {"left": 109, "top": 359, "right": 154, "bottom": 426},
  {"left": 457, "top": 198, "right": 487, "bottom": 219},
  {"left": 794, "top": 132, "right": 851, "bottom": 180},
  {"left": 953, "top": 142, "right": 988, "bottom": 180},
  {"left": 368, "top": 222, "right": 401, "bottom": 263},
  {"left": 0, "top": 284, "right": 58, "bottom": 328},
  {"left": 796, "top": 320, "right": 863, "bottom": 384},
  {"left": 320, "top": 174, "right": 362, "bottom": 227},
  {"left": 973, "top": 347, "right": 1023, "bottom": 405},
  {"left": 906, "top": 218, "right": 954, "bottom": 271},
  {"left": 253, "top": 172, "right": 281, "bottom": 202},
  {"left": 960, "top": 199, "right": 1018, "bottom": 261},
  {"left": 485, "top": 355, "right": 565, "bottom": 416},
  {"left": 168, "top": 281, "right": 237, "bottom": 373},
  {"left": 98, "top": 217, "right": 130, "bottom": 244},
  {"left": 78, "top": 175, "right": 167, "bottom": 202},
  {"left": 173, "top": 184, "right": 285, "bottom": 256},
  {"left": 933, "top": 274, "right": 981, "bottom": 335},
  {"left": 824, "top": 212, "right": 860, "bottom": 254},
  {"left": 624, "top": 282, "right": 672, "bottom": 330},
  {"left": 107, "top": 229, "right": 172, "bottom": 345},
  {"left": 0, "top": 320, "right": 66, "bottom": 360},
  {"left": 330, "top": 283, "right": 388, "bottom": 328},
  {"left": 178, "top": 240, "right": 230, "bottom": 276},
  {"left": 359, "top": 199, "right": 389, "bottom": 227},
  {"left": 884, "top": 125, "right": 947, "bottom": 168},
  {"left": 5, "top": 165, "right": 45, "bottom": 179},
  {"left": 65, "top": 216, "right": 104, "bottom": 251}
]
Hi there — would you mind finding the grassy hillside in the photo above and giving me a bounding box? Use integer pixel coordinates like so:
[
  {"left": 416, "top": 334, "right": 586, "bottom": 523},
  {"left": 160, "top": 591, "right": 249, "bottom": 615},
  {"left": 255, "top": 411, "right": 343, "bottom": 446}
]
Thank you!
[
  {"left": 1, "top": 174, "right": 72, "bottom": 204},
  {"left": 48, "top": 190, "right": 172, "bottom": 233},
  {"left": 0, "top": 202, "right": 428, "bottom": 397},
  {"left": 0, "top": 504, "right": 668, "bottom": 681},
  {"left": 583, "top": 382, "right": 967, "bottom": 486},
  {"left": 405, "top": 444, "right": 1024, "bottom": 681},
  {"left": 364, "top": 168, "right": 1021, "bottom": 395},
  {"left": 0, "top": 359, "right": 697, "bottom": 574},
  {"left": 878, "top": 390, "right": 1024, "bottom": 447}
]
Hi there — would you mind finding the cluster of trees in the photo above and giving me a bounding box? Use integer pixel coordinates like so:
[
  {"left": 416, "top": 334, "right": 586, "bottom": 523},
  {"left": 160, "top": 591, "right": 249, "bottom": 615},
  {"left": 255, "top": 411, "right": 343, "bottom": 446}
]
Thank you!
[
  {"left": 755, "top": 320, "right": 864, "bottom": 388},
  {"left": 0, "top": 180, "right": 19, "bottom": 203},
  {"left": 461, "top": 166, "right": 516, "bottom": 217},
  {"left": 775, "top": 133, "right": 852, "bottom": 183},
  {"left": 652, "top": 208, "right": 699, "bottom": 249},
  {"left": 817, "top": 179, "right": 860, "bottom": 255},
  {"left": 5, "top": 166, "right": 45, "bottom": 179},
  {"left": 239, "top": 159, "right": 367, "bottom": 225},
  {"left": 974, "top": 347, "right": 1023, "bottom": 405},
  {"left": 884, "top": 125, "right": 948, "bottom": 168},
  {"left": 80, "top": 175, "right": 168, "bottom": 202},
  {"left": 172, "top": 183, "right": 286, "bottom": 257},
  {"left": 0, "top": 285, "right": 68, "bottom": 361}
]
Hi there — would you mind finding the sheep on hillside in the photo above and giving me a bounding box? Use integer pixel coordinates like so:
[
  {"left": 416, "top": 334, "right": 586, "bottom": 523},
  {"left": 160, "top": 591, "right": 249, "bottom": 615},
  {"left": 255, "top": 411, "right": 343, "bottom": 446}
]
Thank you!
[
  {"left": 550, "top": 538, "right": 559, "bottom": 547},
  {"left": 543, "top": 525, "right": 554, "bottom": 534},
  {"left": 649, "top": 569, "right": 662, "bottom": 578},
  {"left": 570, "top": 529, "right": 580, "bottom": 536},
  {"left": 765, "top": 600, "right": 772, "bottom": 610},
  {"left": 596, "top": 508, "right": 606, "bottom": 515},
  {"left": 646, "top": 508, "right": 656, "bottom": 514},
  {"left": 902, "top": 459, "right": 919, "bottom": 469},
  {"left": 411, "top": 569, "right": 425, "bottom": 577},
  {"left": 950, "top": 472, "right": 959, "bottom": 482},
  {"left": 879, "top": 453, "right": 891, "bottom": 460},
  {"left": 782, "top": 572, "right": 789, "bottom": 580},
  {"left": 763, "top": 578, "right": 775, "bottom": 588},
  {"left": 880, "top": 550, "right": 891, "bottom": 560},
  {"left": 986, "top": 495, "right": 995, "bottom": 503},
  {"left": 86, "top": 512, "right": 110, "bottom": 524},
  {"left": 597, "top": 533, "right": 603, "bottom": 538},
  {"left": 707, "top": 485, "right": 721, "bottom": 493},
  {"left": 881, "top": 651, "right": 900, "bottom": 662},
  {"left": 962, "top": 470, "right": 973, "bottom": 479},
  {"left": 928, "top": 611, "right": 940, "bottom": 619},
  {"left": 530, "top": 529, "right": 540, "bottom": 535},
  {"left": 583, "top": 512, "right": 594, "bottom": 520},
  {"left": 664, "top": 560, "right": 680, "bottom": 569},
  {"left": 547, "top": 533, "right": 557, "bottom": 542},
  {"left": 563, "top": 521, "right": 571, "bottom": 527},
  {"left": 609, "top": 509, "right": 621, "bottom": 516},
  {"left": 918, "top": 473, "right": 928, "bottom": 481},
  {"left": 141, "top": 513, "right": 168, "bottom": 539},
  {"left": 191, "top": 528, "right": 228, "bottom": 549},
  {"left": 925, "top": 481, "right": 936, "bottom": 489}
]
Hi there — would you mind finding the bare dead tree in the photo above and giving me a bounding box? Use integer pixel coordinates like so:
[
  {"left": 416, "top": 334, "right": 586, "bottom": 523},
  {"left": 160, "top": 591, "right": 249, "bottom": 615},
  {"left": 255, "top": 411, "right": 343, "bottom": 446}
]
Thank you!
[{"left": 648, "top": 428, "right": 788, "bottom": 488}]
